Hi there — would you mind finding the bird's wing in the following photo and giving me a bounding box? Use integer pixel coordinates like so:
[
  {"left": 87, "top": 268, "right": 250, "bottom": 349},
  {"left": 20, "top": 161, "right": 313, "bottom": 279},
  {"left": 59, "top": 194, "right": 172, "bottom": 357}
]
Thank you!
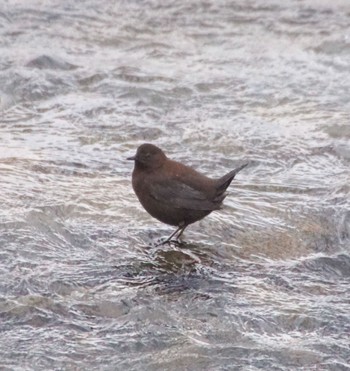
[{"left": 149, "top": 180, "right": 222, "bottom": 211}]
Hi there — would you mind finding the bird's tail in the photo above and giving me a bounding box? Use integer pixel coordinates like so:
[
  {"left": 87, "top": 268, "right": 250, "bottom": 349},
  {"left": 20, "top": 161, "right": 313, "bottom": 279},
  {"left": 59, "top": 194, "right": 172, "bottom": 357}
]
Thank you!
[{"left": 216, "top": 162, "right": 248, "bottom": 195}]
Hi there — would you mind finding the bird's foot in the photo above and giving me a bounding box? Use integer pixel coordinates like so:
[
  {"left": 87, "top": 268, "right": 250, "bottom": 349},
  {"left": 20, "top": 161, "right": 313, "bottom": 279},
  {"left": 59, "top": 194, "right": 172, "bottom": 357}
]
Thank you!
[{"left": 155, "top": 238, "right": 182, "bottom": 247}]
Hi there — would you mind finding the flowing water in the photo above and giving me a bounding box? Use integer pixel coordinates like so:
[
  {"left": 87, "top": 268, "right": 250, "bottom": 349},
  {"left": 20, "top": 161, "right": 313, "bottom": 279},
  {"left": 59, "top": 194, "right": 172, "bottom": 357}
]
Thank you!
[{"left": 1, "top": 0, "right": 350, "bottom": 369}]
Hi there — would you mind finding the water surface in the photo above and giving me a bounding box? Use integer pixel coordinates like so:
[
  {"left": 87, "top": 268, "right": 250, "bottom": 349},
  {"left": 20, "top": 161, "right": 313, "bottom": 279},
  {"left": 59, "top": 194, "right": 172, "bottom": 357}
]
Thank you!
[{"left": 0, "top": 0, "right": 349, "bottom": 369}]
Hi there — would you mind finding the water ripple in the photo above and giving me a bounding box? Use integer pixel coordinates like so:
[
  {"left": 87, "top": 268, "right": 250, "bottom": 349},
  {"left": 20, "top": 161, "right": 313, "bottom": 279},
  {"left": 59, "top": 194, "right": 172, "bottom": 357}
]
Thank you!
[{"left": 0, "top": 0, "right": 349, "bottom": 369}]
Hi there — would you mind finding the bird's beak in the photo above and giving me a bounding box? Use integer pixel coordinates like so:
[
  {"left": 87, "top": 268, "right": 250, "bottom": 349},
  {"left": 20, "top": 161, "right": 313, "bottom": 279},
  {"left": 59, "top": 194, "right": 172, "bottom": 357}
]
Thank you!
[{"left": 127, "top": 155, "right": 136, "bottom": 161}]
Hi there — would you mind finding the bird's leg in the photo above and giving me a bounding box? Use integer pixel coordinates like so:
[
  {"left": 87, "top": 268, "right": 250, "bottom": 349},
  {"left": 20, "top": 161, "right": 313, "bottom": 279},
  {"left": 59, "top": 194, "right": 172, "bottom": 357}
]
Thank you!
[
  {"left": 161, "top": 226, "right": 183, "bottom": 245},
  {"left": 176, "top": 225, "right": 187, "bottom": 241},
  {"left": 161, "top": 223, "right": 188, "bottom": 245}
]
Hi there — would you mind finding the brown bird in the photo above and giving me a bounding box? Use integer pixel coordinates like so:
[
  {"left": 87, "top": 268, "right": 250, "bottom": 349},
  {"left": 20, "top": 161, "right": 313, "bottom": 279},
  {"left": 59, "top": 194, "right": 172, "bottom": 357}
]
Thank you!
[{"left": 127, "top": 143, "right": 248, "bottom": 244}]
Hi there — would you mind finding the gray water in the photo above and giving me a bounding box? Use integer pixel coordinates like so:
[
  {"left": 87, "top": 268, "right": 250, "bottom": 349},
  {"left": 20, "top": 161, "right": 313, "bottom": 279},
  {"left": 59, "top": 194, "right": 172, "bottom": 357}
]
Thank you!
[{"left": 1, "top": 0, "right": 350, "bottom": 369}]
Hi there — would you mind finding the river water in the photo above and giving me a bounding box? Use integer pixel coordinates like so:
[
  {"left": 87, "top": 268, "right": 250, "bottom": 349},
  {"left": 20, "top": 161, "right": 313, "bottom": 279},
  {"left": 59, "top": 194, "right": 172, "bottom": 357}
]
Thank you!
[{"left": 1, "top": 0, "right": 349, "bottom": 370}]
